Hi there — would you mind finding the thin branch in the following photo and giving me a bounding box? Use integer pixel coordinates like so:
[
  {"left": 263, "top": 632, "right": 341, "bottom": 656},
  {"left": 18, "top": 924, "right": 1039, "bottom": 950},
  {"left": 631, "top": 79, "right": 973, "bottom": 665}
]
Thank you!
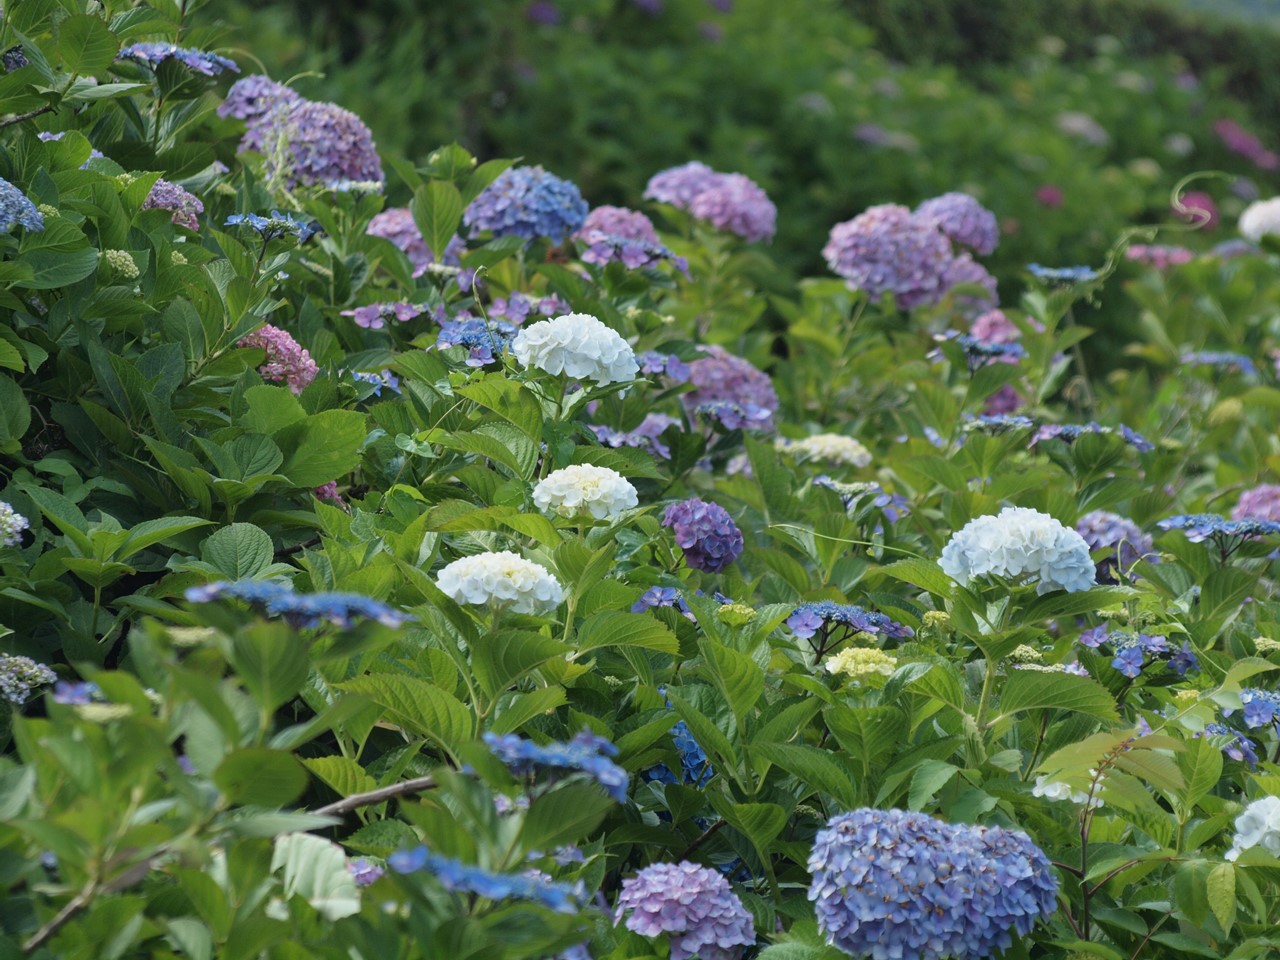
[
  {"left": 22, "top": 880, "right": 95, "bottom": 954},
  {"left": 1, "top": 104, "right": 54, "bottom": 129},
  {"left": 676, "top": 818, "right": 726, "bottom": 861},
  {"left": 311, "top": 774, "right": 438, "bottom": 817}
]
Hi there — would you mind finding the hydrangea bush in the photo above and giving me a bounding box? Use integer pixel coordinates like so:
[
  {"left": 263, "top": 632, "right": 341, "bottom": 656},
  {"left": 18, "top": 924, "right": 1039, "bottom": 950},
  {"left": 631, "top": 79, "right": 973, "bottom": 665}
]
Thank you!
[{"left": 4, "top": 4, "right": 1280, "bottom": 960}]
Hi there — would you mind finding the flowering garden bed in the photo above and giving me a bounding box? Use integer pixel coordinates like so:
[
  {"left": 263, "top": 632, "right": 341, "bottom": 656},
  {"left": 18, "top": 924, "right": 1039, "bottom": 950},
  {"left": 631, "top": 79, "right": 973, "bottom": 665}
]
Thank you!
[{"left": 5, "top": 3, "right": 1280, "bottom": 960}]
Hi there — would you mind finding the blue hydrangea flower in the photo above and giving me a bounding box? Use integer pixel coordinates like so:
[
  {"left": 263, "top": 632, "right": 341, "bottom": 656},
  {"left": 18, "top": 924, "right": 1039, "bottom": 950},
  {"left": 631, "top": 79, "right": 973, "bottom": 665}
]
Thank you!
[
  {"left": 937, "top": 330, "right": 1026, "bottom": 370},
  {"left": 808, "top": 808, "right": 1058, "bottom": 960},
  {"left": 962, "top": 415, "right": 1037, "bottom": 435},
  {"left": 184, "top": 580, "right": 411, "bottom": 629},
  {"left": 1232, "top": 688, "right": 1280, "bottom": 729},
  {"left": 0, "top": 654, "right": 56, "bottom": 705},
  {"left": 1027, "top": 263, "right": 1098, "bottom": 283},
  {"left": 631, "top": 585, "right": 693, "bottom": 617},
  {"left": 786, "top": 600, "right": 914, "bottom": 642},
  {"left": 1032, "top": 421, "right": 1153, "bottom": 453},
  {"left": 463, "top": 166, "right": 588, "bottom": 244},
  {"left": 51, "top": 681, "right": 100, "bottom": 705},
  {"left": 387, "top": 846, "right": 585, "bottom": 913},
  {"left": 484, "top": 731, "right": 629, "bottom": 802},
  {"left": 1197, "top": 723, "right": 1259, "bottom": 766},
  {"left": 435, "top": 316, "right": 517, "bottom": 366},
  {"left": 118, "top": 42, "right": 238, "bottom": 76},
  {"left": 661, "top": 498, "right": 744, "bottom": 573},
  {"left": 225, "top": 211, "right": 321, "bottom": 243},
  {"left": 0, "top": 178, "right": 44, "bottom": 233},
  {"left": 1181, "top": 351, "right": 1258, "bottom": 378},
  {"left": 352, "top": 369, "right": 401, "bottom": 396},
  {"left": 671, "top": 720, "right": 712, "bottom": 787}
]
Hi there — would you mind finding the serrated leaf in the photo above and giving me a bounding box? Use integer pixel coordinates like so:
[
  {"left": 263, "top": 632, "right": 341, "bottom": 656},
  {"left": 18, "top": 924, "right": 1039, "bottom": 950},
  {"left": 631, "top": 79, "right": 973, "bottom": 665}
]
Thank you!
[
  {"left": 302, "top": 756, "right": 378, "bottom": 802},
  {"left": 699, "top": 636, "right": 764, "bottom": 724},
  {"left": 490, "top": 687, "right": 568, "bottom": 734},
  {"left": 276, "top": 410, "right": 368, "bottom": 487},
  {"left": 58, "top": 14, "right": 120, "bottom": 74},
  {"left": 115, "top": 515, "right": 212, "bottom": 561},
  {"left": 470, "top": 630, "right": 568, "bottom": 700},
  {"left": 338, "top": 675, "right": 473, "bottom": 753},
  {"left": 1207, "top": 862, "right": 1236, "bottom": 933},
  {"left": 456, "top": 377, "right": 543, "bottom": 441},
  {"left": 0, "top": 375, "right": 30, "bottom": 444},
  {"left": 411, "top": 180, "right": 464, "bottom": 261},
  {"left": 750, "top": 741, "right": 857, "bottom": 806},
  {"left": 879, "top": 557, "right": 955, "bottom": 597},
  {"left": 271, "top": 834, "right": 360, "bottom": 921},
  {"left": 908, "top": 759, "right": 959, "bottom": 810},
  {"left": 997, "top": 671, "right": 1118, "bottom": 722},
  {"left": 201, "top": 523, "right": 275, "bottom": 579},
  {"left": 575, "top": 611, "right": 679, "bottom": 655},
  {"left": 230, "top": 624, "right": 310, "bottom": 713},
  {"left": 522, "top": 782, "right": 615, "bottom": 851},
  {"left": 1178, "top": 737, "right": 1223, "bottom": 812}
]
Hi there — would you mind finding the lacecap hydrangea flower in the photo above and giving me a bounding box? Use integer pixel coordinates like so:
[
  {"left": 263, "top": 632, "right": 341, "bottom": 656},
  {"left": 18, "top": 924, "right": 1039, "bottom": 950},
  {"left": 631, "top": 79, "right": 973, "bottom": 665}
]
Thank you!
[
  {"left": 512, "top": 313, "right": 638, "bottom": 386},
  {"left": 786, "top": 600, "right": 914, "bottom": 641},
  {"left": 915, "top": 192, "right": 999, "bottom": 255},
  {"left": 1239, "top": 197, "right": 1280, "bottom": 242},
  {"left": 434, "top": 551, "right": 563, "bottom": 614},
  {"left": 238, "top": 324, "right": 318, "bottom": 395},
  {"left": 807, "top": 808, "right": 1058, "bottom": 960},
  {"left": 1233, "top": 484, "right": 1280, "bottom": 523},
  {"left": 1075, "top": 510, "right": 1155, "bottom": 580},
  {"left": 1225, "top": 795, "right": 1280, "bottom": 861},
  {"left": 463, "top": 165, "right": 588, "bottom": 244},
  {"left": 823, "top": 204, "right": 954, "bottom": 308},
  {"left": 532, "top": 464, "right": 638, "bottom": 520},
  {"left": 777, "top": 433, "right": 872, "bottom": 467},
  {"left": 257, "top": 99, "right": 385, "bottom": 189},
  {"left": 939, "top": 506, "right": 1097, "bottom": 594},
  {"left": 388, "top": 846, "right": 585, "bottom": 913},
  {"left": 484, "top": 730, "right": 629, "bottom": 802},
  {"left": 184, "top": 580, "right": 411, "bottom": 629},
  {"left": 117, "top": 42, "right": 237, "bottom": 76},
  {"left": 615, "top": 861, "right": 755, "bottom": 960},
  {"left": 662, "top": 498, "right": 744, "bottom": 573},
  {"left": 684, "top": 346, "right": 779, "bottom": 432},
  {"left": 0, "top": 178, "right": 44, "bottom": 233},
  {"left": 0, "top": 654, "right": 57, "bottom": 705}
]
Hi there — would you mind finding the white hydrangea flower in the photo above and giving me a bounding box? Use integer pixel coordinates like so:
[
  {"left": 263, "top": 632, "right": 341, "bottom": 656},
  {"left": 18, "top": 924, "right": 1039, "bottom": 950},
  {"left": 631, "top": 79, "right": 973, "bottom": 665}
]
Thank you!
[
  {"left": 1032, "top": 774, "right": 1102, "bottom": 808},
  {"left": 1225, "top": 795, "right": 1280, "bottom": 862},
  {"left": 938, "top": 506, "right": 1097, "bottom": 594},
  {"left": 434, "top": 551, "right": 564, "bottom": 615},
  {"left": 824, "top": 646, "right": 896, "bottom": 681},
  {"left": 532, "top": 464, "right": 638, "bottom": 520},
  {"left": 511, "top": 313, "right": 638, "bottom": 386},
  {"left": 778, "top": 433, "right": 872, "bottom": 467},
  {"left": 1239, "top": 197, "right": 1280, "bottom": 243}
]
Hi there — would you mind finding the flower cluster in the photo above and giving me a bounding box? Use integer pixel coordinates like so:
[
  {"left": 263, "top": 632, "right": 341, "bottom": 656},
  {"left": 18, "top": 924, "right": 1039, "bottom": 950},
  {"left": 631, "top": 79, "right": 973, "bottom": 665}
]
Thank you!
[
  {"left": 683, "top": 346, "right": 778, "bottom": 432},
  {"left": 464, "top": 165, "right": 588, "bottom": 243},
  {"left": 686, "top": 172, "right": 777, "bottom": 243},
  {"left": 117, "top": 42, "right": 237, "bottom": 76},
  {"left": 940, "top": 255, "right": 999, "bottom": 315},
  {"left": 225, "top": 211, "right": 322, "bottom": 243},
  {"left": 1027, "top": 263, "right": 1098, "bottom": 283},
  {"left": 1225, "top": 795, "right": 1280, "bottom": 862},
  {"left": 777, "top": 433, "right": 872, "bottom": 468},
  {"left": 963, "top": 414, "right": 1036, "bottom": 435},
  {"left": 807, "top": 809, "right": 1058, "bottom": 960},
  {"left": 142, "top": 179, "right": 204, "bottom": 231},
  {"left": 388, "top": 846, "right": 585, "bottom": 913},
  {"left": 644, "top": 161, "right": 722, "bottom": 208},
  {"left": 1197, "top": 723, "right": 1259, "bottom": 766},
  {"left": 1240, "top": 197, "right": 1280, "bottom": 242},
  {"left": 615, "top": 861, "right": 755, "bottom": 960},
  {"left": 340, "top": 301, "right": 425, "bottom": 330},
  {"left": 1074, "top": 510, "right": 1155, "bottom": 580},
  {"left": 102, "top": 249, "right": 139, "bottom": 280},
  {"left": 939, "top": 506, "right": 1097, "bottom": 594},
  {"left": 0, "top": 178, "right": 44, "bottom": 233},
  {"left": 1157, "top": 513, "right": 1280, "bottom": 546},
  {"left": 915, "top": 192, "right": 998, "bottom": 255},
  {"left": 1181, "top": 351, "right": 1258, "bottom": 377},
  {"left": 1233, "top": 688, "right": 1280, "bottom": 729},
  {"left": 636, "top": 351, "right": 692, "bottom": 382},
  {"left": 436, "top": 317, "right": 517, "bottom": 367},
  {"left": 631, "top": 585, "right": 693, "bottom": 617},
  {"left": 1125, "top": 244, "right": 1194, "bottom": 269},
  {"left": 825, "top": 646, "right": 897, "bottom": 682},
  {"left": 593, "top": 413, "right": 682, "bottom": 459},
  {"left": 0, "top": 501, "right": 29, "bottom": 547},
  {"left": 0, "top": 654, "right": 57, "bottom": 705},
  {"left": 512, "top": 313, "right": 638, "bottom": 386},
  {"left": 1032, "top": 775, "right": 1100, "bottom": 807},
  {"left": 484, "top": 731, "right": 629, "bottom": 802},
  {"left": 532, "top": 464, "right": 639, "bottom": 520},
  {"left": 218, "top": 74, "right": 302, "bottom": 126},
  {"left": 812, "top": 478, "right": 910, "bottom": 521},
  {"left": 348, "top": 859, "right": 384, "bottom": 887},
  {"left": 786, "top": 600, "right": 914, "bottom": 642},
  {"left": 238, "top": 324, "right": 318, "bottom": 395},
  {"left": 184, "top": 580, "right": 411, "bottom": 629},
  {"left": 1215, "top": 118, "right": 1280, "bottom": 171},
  {"left": 51, "top": 680, "right": 101, "bottom": 706},
  {"left": 1079, "top": 626, "right": 1195, "bottom": 678},
  {"left": 579, "top": 205, "right": 661, "bottom": 244},
  {"left": 662, "top": 498, "right": 744, "bottom": 573},
  {"left": 366, "top": 207, "right": 465, "bottom": 277},
  {"left": 256, "top": 99, "right": 385, "bottom": 188},
  {"left": 1233, "top": 484, "right": 1280, "bottom": 523},
  {"left": 434, "top": 551, "right": 564, "bottom": 614},
  {"left": 822, "top": 204, "right": 955, "bottom": 308},
  {"left": 1031, "top": 421, "right": 1154, "bottom": 453},
  {"left": 937, "top": 331, "right": 1025, "bottom": 369}
]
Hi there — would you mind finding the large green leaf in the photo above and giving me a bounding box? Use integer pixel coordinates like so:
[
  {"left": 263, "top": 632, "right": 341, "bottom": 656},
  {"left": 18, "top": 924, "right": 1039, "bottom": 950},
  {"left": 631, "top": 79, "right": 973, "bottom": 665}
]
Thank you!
[
  {"left": 522, "top": 782, "right": 616, "bottom": 852},
  {"left": 114, "top": 516, "right": 212, "bottom": 561},
  {"left": 698, "top": 636, "right": 764, "bottom": 724},
  {"left": 469, "top": 630, "right": 568, "bottom": 700},
  {"left": 456, "top": 377, "right": 543, "bottom": 441},
  {"left": 338, "top": 674, "right": 473, "bottom": 753},
  {"left": 0, "top": 375, "right": 30, "bottom": 445},
  {"left": 57, "top": 14, "right": 120, "bottom": 74},
  {"left": 996, "top": 671, "right": 1118, "bottom": 723},
  {"left": 271, "top": 834, "right": 360, "bottom": 921},
  {"left": 276, "top": 410, "right": 368, "bottom": 487},
  {"left": 878, "top": 557, "right": 955, "bottom": 597},
  {"left": 201, "top": 523, "right": 276, "bottom": 579},
  {"left": 302, "top": 755, "right": 378, "bottom": 802},
  {"left": 574, "top": 611, "right": 679, "bottom": 656},
  {"left": 411, "top": 180, "right": 464, "bottom": 261},
  {"left": 214, "top": 748, "right": 308, "bottom": 807},
  {"left": 750, "top": 741, "right": 857, "bottom": 807},
  {"left": 229, "top": 624, "right": 311, "bottom": 713}
]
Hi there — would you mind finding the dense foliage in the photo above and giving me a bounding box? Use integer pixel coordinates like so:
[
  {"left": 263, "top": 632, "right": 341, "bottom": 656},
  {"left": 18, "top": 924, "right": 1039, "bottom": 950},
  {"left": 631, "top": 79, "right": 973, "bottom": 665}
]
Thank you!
[{"left": 6, "top": 2, "right": 1280, "bottom": 960}]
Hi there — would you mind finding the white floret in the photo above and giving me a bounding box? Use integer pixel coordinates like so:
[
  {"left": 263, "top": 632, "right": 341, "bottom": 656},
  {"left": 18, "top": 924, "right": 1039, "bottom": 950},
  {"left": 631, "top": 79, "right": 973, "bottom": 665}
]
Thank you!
[
  {"left": 1226, "top": 795, "right": 1280, "bottom": 862},
  {"left": 939, "top": 506, "right": 1097, "bottom": 594},
  {"left": 511, "top": 313, "right": 638, "bottom": 386},
  {"left": 779, "top": 433, "right": 872, "bottom": 468},
  {"left": 434, "top": 551, "right": 564, "bottom": 615},
  {"left": 1239, "top": 197, "right": 1280, "bottom": 242},
  {"left": 532, "top": 464, "right": 638, "bottom": 520}
]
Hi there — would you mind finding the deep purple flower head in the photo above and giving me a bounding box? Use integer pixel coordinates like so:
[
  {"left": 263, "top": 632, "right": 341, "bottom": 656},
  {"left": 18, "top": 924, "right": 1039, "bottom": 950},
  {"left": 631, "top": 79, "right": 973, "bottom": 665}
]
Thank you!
[
  {"left": 822, "top": 204, "right": 954, "bottom": 308},
  {"left": 662, "top": 498, "right": 744, "bottom": 573},
  {"left": 1075, "top": 510, "right": 1155, "bottom": 580},
  {"left": 239, "top": 325, "right": 318, "bottom": 394},
  {"left": 808, "top": 809, "right": 1058, "bottom": 960},
  {"left": 142, "top": 178, "right": 203, "bottom": 231},
  {"left": 688, "top": 172, "right": 776, "bottom": 242},
  {"left": 463, "top": 165, "right": 588, "bottom": 244},
  {"left": 644, "top": 161, "right": 722, "bottom": 209},
  {"left": 366, "top": 206, "right": 465, "bottom": 277},
  {"left": 255, "top": 100, "right": 384, "bottom": 189},
  {"left": 615, "top": 861, "right": 755, "bottom": 960},
  {"left": 684, "top": 346, "right": 778, "bottom": 433},
  {"left": 1232, "top": 484, "right": 1280, "bottom": 523},
  {"left": 218, "top": 74, "right": 303, "bottom": 125},
  {"left": 577, "top": 205, "right": 659, "bottom": 244},
  {"left": 526, "top": 1, "right": 561, "bottom": 24},
  {"left": 916, "top": 192, "right": 999, "bottom": 255}
]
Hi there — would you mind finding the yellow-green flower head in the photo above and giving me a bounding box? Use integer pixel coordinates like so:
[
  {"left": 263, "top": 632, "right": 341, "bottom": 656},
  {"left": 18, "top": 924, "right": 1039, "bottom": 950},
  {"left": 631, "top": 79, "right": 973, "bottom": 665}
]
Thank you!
[
  {"left": 717, "top": 603, "right": 756, "bottom": 627},
  {"left": 1010, "top": 645, "right": 1044, "bottom": 664},
  {"left": 826, "top": 646, "right": 897, "bottom": 682},
  {"left": 1254, "top": 637, "right": 1280, "bottom": 654},
  {"left": 102, "top": 249, "right": 139, "bottom": 279},
  {"left": 922, "top": 610, "right": 951, "bottom": 631}
]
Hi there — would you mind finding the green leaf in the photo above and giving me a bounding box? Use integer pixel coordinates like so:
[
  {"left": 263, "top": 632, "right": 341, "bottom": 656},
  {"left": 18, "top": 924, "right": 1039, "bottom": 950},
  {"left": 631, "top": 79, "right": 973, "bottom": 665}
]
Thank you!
[
  {"left": 878, "top": 557, "right": 954, "bottom": 597},
  {"left": 469, "top": 630, "right": 568, "bottom": 700},
  {"left": 824, "top": 705, "right": 904, "bottom": 775},
  {"left": 698, "top": 636, "right": 765, "bottom": 724},
  {"left": 908, "top": 759, "right": 959, "bottom": 810},
  {"left": 411, "top": 180, "right": 464, "bottom": 261},
  {"left": 115, "top": 515, "right": 212, "bottom": 561},
  {"left": 0, "top": 375, "right": 30, "bottom": 444},
  {"left": 1173, "top": 859, "right": 1212, "bottom": 927},
  {"left": 706, "top": 794, "right": 787, "bottom": 864},
  {"left": 201, "top": 523, "right": 276, "bottom": 579},
  {"left": 490, "top": 686, "right": 568, "bottom": 735},
  {"left": 271, "top": 834, "right": 360, "bottom": 921},
  {"left": 456, "top": 377, "right": 543, "bottom": 441},
  {"left": 1178, "top": 738, "right": 1224, "bottom": 813},
  {"left": 997, "top": 671, "right": 1118, "bottom": 722},
  {"left": 242, "top": 385, "right": 306, "bottom": 435},
  {"left": 57, "top": 14, "right": 120, "bottom": 74},
  {"left": 522, "top": 782, "right": 615, "bottom": 851},
  {"left": 1207, "top": 862, "right": 1236, "bottom": 934},
  {"left": 229, "top": 624, "right": 311, "bottom": 713},
  {"left": 214, "top": 748, "right": 308, "bottom": 806},
  {"left": 574, "top": 611, "right": 679, "bottom": 655},
  {"left": 338, "top": 674, "right": 473, "bottom": 753},
  {"left": 302, "top": 755, "right": 378, "bottom": 801},
  {"left": 751, "top": 741, "right": 857, "bottom": 806},
  {"left": 15, "top": 247, "right": 99, "bottom": 290},
  {"left": 666, "top": 689, "right": 738, "bottom": 783},
  {"left": 276, "top": 410, "right": 368, "bottom": 487}
]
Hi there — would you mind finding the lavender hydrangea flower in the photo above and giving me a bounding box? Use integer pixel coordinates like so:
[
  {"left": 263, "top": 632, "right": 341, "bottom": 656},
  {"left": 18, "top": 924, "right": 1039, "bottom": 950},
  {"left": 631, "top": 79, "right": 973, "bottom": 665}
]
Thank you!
[
  {"left": 366, "top": 206, "right": 465, "bottom": 277},
  {"left": 1031, "top": 421, "right": 1153, "bottom": 453},
  {"left": 662, "top": 498, "right": 744, "bottom": 573},
  {"left": 1196, "top": 722, "right": 1259, "bottom": 766},
  {"left": 916, "top": 192, "right": 999, "bottom": 255},
  {"left": 1126, "top": 244, "right": 1194, "bottom": 270},
  {"left": 687, "top": 172, "right": 776, "bottom": 243},
  {"left": 238, "top": 324, "right": 318, "bottom": 394},
  {"left": 218, "top": 74, "right": 303, "bottom": 125},
  {"left": 1075, "top": 510, "right": 1155, "bottom": 580},
  {"left": 578, "top": 205, "right": 660, "bottom": 244},
  {"left": 255, "top": 100, "right": 385, "bottom": 189},
  {"left": 808, "top": 809, "right": 1057, "bottom": 960},
  {"left": 484, "top": 731, "right": 629, "bottom": 802},
  {"left": 1182, "top": 351, "right": 1258, "bottom": 377},
  {"left": 352, "top": 369, "right": 401, "bottom": 396},
  {"left": 51, "top": 681, "right": 99, "bottom": 705},
  {"left": 644, "top": 161, "right": 722, "bottom": 209},
  {"left": 118, "top": 42, "right": 238, "bottom": 76},
  {"left": 592, "top": 413, "right": 683, "bottom": 459},
  {"left": 1232, "top": 688, "right": 1280, "bottom": 729},
  {"left": 0, "top": 655, "right": 57, "bottom": 704},
  {"left": 615, "top": 861, "right": 755, "bottom": 960},
  {"left": 636, "top": 351, "right": 692, "bottom": 382},
  {"left": 388, "top": 847, "right": 585, "bottom": 913},
  {"left": 684, "top": 346, "right": 778, "bottom": 433},
  {"left": 1233, "top": 484, "right": 1280, "bottom": 523},
  {"left": 785, "top": 600, "right": 914, "bottom": 642},
  {"left": 577, "top": 230, "right": 690, "bottom": 273},
  {"left": 340, "top": 301, "right": 425, "bottom": 330},
  {"left": 142, "top": 178, "right": 203, "bottom": 231},
  {"left": 939, "top": 254, "right": 999, "bottom": 316},
  {"left": 0, "top": 501, "right": 30, "bottom": 547},
  {"left": 348, "top": 859, "right": 384, "bottom": 887},
  {"left": 185, "top": 580, "right": 411, "bottom": 629},
  {"left": 822, "top": 204, "right": 954, "bottom": 308},
  {"left": 0, "top": 178, "right": 44, "bottom": 233},
  {"left": 463, "top": 166, "right": 588, "bottom": 244}
]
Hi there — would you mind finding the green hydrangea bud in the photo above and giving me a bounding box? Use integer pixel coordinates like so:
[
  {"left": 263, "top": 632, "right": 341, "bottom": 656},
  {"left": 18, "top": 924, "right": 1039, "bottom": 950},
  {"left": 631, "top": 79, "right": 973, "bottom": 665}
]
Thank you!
[{"left": 102, "top": 249, "right": 139, "bottom": 280}]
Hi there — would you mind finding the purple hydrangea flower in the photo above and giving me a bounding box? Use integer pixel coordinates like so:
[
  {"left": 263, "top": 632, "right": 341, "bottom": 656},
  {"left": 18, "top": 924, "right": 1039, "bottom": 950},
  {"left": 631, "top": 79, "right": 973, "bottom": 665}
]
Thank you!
[
  {"left": 1232, "top": 484, "right": 1280, "bottom": 523},
  {"left": 822, "top": 204, "right": 954, "bottom": 308},
  {"left": 0, "top": 655, "right": 57, "bottom": 704},
  {"left": 348, "top": 859, "right": 384, "bottom": 887},
  {"left": 218, "top": 74, "right": 303, "bottom": 125},
  {"left": 808, "top": 809, "right": 1058, "bottom": 960},
  {"left": 463, "top": 166, "right": 588, "bottom": 244},
  {"left": 592, "top": 413, "right": 683, "bottom": 459},
  {"left": 340, "top": 301, "right": 425, "bottom": 330},
  {"left": 0, "top": 178, "right": 43, "bottom": 233},
  {"left": 615, "top": 861, "right": 755, "bottom": 960},
  {"left": 255, "top": 100, "right": 385, "bottom": 189},
  {"left": 578, "top": 205, "right": 659, "bottom": 244},
  {"left": 1126, "top": 244, "right": 1194, "bottom": 270},
  {"left": 637, "top": 351, "right": 691, "bottom": 382},
  {"left": 662, "top": 498, "right": 744, "bottom": 573},
  {"left": 1197, "top": 722, "right": 1259, "bottom": 766},
  {"left": 238, "top": 324, "right": 318, "bottom": 394},
  {"left": 388, "top": 847, "right": 585, "bottom": 913},
  {"left": 184, "top": 580, "right": 411, "bottom": 629},
  {"left": 118, "top": 42, "right": 237, "bottom": 76},
  {"left": 1075, "top": 510, "right": 1155, "bottom": 581},
  {"left": 939, "top": 254, "right": 998, "bottom": 316},
  {"left": 687, "top": 172, "right": 776, "bottom": 243},
  {"left": 484, "top": 731, "right": 629, "bottom": 802},
  {"left": 1234, "top": 688, "right": 1280, "bottom": 729},
  {"left": 916, "top": 192, "right": 999, "bottom": 255},
  {"left": 684, "top": 346, "right": 778, "bottom": 433},
  {"left": 143, "top": 178, "right": 203, "bottom": 231},
  {"left": 785, "top": 600, "right": 914, "bottom": 641},
  {"left": 526, "top": 1, "right": 561, "bottom": 24},
  {"left": 366, "top": 206, "right": 465, "bottom": 277},
  {"left": 644, "top": 161, "right": 722, "bottom": 209},
  {"left": 51, "top": 681, "right": 99, "bottom": 705},
  {"left": 1032, "top": 422, "right": 1153, "bottom": 453},
  {"left": 2, "top": 46, "right": 27, "bottom": 72}
]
